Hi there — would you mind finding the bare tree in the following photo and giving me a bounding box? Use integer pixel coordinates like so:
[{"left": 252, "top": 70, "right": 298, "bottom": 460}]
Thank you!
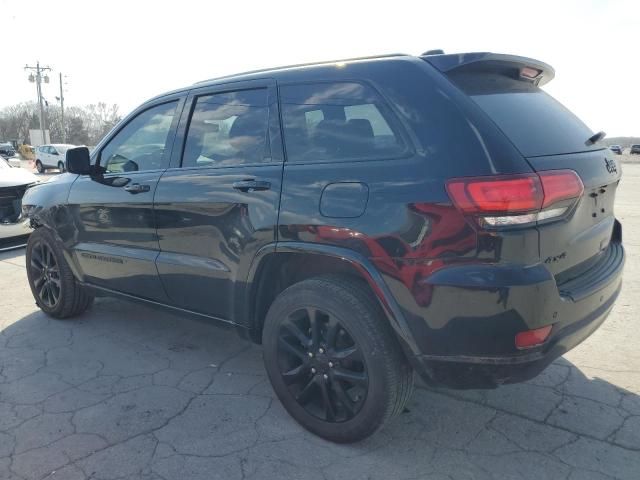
[{"left": 0, "top": 101, "right": 121, "bottom": 146}]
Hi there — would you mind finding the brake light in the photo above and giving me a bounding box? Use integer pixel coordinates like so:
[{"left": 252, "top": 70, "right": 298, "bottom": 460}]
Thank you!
[
  {"left": 515, "top": 325, "right": 552, "bottom": 349},
  {"left": 446, "top": 175, "right": 542, "bottom": 213},
  {"left": 539, "top": 170, "right": 584, "bottom": 208},
  {"left": 520, "top": 67, "right": 542, "bottom": 79},
  {"left": 446, "top": 170, "right": 583, "bottom": 227}
]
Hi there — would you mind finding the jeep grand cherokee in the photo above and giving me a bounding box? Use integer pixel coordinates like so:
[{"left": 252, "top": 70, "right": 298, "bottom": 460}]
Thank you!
[{"left": 21, "top": 52, "right": 624, "bottom": 443}]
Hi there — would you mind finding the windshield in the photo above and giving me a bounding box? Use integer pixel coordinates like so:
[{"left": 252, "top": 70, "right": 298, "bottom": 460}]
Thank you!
[{"left": 451, "top": 73, "right": 600, "bottom": 157}]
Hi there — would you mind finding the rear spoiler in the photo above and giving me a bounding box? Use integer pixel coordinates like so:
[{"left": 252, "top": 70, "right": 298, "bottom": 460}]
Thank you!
[{"left": 421, "top": 52, "right": 555, "bottom": 86}]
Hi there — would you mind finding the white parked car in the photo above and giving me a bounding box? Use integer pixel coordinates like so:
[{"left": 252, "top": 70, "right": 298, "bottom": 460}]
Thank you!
[
  {"left": 35, "top": 144, "right": 76, "bottom": 173},
  {"left": 0, "top": 157, "right": 39, "bottom": 250}
]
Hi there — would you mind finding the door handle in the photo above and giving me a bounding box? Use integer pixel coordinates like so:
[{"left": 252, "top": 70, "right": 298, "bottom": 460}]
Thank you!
[
  {"left": 123, "top": 183, "right": 151, "bottom": 194},
  {"left": 232, "top": 179, "right": 271, "bottom": 192}
]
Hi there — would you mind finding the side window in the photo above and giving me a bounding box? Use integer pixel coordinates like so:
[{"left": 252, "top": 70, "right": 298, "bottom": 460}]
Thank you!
[
  {"left": 280, "top": 82, "right": 406, "bottom": 163},
  {"left": 100, "top": 101, "right": 178, "bottom": 173},
  {"left": 182, "top": 89, "right": 271, "bottom": 168}
]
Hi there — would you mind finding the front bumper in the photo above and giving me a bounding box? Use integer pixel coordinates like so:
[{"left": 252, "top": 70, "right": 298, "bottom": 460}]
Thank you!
[{"left": 0, "top": 218, "right": 31, "bottom": 250}]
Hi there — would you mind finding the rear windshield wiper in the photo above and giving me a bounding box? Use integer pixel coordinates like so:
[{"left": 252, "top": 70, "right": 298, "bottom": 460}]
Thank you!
[{"left": 586, "top": 131, "right": 606, "bottom": 146}]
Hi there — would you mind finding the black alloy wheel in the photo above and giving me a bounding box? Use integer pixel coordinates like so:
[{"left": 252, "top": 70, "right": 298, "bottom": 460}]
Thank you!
[
  {"left": 262, "top": 275, "right": 414, "bottom": 443},
  {"left": 29, "top": 240, "right": 61, "bottom": 308},
  {"left": 277, "top": 306, "right": 368, "bottom": 423},
  {"left": 26, "top": 227, "right": 94, "bottom": 318}
]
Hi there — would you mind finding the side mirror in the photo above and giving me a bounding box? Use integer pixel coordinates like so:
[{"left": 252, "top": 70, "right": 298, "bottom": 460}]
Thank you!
[{"left": 66, "top": 147, "right": 91, "bottom": 175}]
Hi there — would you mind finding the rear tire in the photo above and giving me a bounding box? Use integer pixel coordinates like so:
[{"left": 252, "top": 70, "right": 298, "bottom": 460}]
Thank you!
[
  {"left": 35, "top": 160, "right": 44, "bottom": 173},
  {"left": 262, "top": 274, "right": 414, "bottom": 443},
  {"left": 26, "top": 228, "right": 94, "bottom": 319},
  {"left": 58, "top": 161, "right": 65, "bottom": 172}
]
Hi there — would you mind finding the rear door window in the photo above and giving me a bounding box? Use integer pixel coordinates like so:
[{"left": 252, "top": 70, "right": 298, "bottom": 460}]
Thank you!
[
  {"left": 451, "top": 73, "right": 598, "bottom": 158},
  {"left": 181, "top": 89, "right": 271, "bottom": 168},
  {"left": 280, "top": 82, "right": 407, "bottom": 163}
]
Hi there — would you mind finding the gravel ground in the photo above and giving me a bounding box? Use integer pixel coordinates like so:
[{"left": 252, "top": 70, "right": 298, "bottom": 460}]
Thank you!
[{"left": 0, "top": 164, "right": 639, "bottom": 480}]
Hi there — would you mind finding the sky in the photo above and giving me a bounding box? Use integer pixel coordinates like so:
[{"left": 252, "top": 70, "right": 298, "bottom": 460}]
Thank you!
[{"left": 1, "top": 0, "right": 638, "bottom": 137}]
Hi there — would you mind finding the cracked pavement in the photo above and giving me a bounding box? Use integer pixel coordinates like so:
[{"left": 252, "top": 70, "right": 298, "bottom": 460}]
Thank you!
[{"left": 1, "top": 164, "right": 639, "bottom": 480}]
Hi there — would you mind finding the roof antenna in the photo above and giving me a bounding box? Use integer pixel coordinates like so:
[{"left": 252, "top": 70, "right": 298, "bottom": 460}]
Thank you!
[{"left": 422, "top": 49, "right": 444, "bottom": 56}]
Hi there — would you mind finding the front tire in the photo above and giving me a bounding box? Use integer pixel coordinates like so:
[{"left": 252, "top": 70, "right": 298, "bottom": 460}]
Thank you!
[
  {"left": 26, "top": 228, "right": 94, "bottom": 318},
  {"left": 58, "top": 161, "right": 65, "bottom": 172},
  {"left": 262, "top": 275, "right": 414, "bottom": 443},
  {"left": 35, "top": 160, "right": 44, "bottom": 173}
]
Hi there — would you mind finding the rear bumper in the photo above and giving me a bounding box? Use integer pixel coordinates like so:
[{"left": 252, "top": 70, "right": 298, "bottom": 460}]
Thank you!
[
  {"left": 387, "top": 235, "right": 625, "bottom": 389},
  {"left": 413, "top": 277, "right": 620, "bottom": 388}
]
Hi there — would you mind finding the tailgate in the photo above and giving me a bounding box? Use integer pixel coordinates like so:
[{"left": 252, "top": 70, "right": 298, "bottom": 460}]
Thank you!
[
  {"left": 433, "top": 54, "right": 623, "bottom": 276},
  {"left": 527, "top": 150, "right": 621, "bottom": 276}
]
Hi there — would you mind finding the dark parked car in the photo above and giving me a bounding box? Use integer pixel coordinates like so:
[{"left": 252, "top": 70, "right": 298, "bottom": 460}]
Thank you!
[
  {"left": 0, "top": 142, "right": 17, "bottom": 159},
  {"left": 609, "top": 144, "right": 623, "bottom": 154},
  {"left": 21, "top": 52, "right": 625, "bottom": 443},
  {"left": 631, "top": 144, "right": 640, "bottom": 154}
]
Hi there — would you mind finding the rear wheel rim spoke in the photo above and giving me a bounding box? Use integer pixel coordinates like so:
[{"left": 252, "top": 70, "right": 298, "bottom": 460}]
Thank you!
[
  {"left": 283, "top": 321, "right": 312, "bottom": 349},
  {"left": 320, "top": 377, "right": 337, "bottom": 422},
  {"left": 295, "top": 376, "right": 317, "bottom": 405},
  {"left": 332, "top": 380, "right": 356, "bottom": 415},
  {"left": 332, "top": 367, "right": 367, "bottom": 386},
  {"left": 278, "top": 336, "right": 306, "bottom": 360},
  {"left": 282, "top": 364, "right": 308, "bottom": 385},
  {"left": 307, "top": 307, "right": 321, "bottom": 348}
]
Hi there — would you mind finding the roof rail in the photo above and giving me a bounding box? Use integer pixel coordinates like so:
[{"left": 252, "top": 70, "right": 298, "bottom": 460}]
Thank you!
[{"left": 194, "top": 53, "right": 410, "bottom": 85}]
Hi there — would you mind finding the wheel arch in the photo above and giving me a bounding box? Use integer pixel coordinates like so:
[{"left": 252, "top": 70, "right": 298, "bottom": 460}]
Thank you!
[{"left": 242, "top": 242, "right": 420, "bottom": 356}]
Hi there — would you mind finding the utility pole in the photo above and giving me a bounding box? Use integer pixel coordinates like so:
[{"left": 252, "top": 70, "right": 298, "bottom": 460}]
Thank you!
[
  {"left": 58, "top": 73, "right": 66, "bottom": 143},
  {"left": 25, "top": 61, "right": 52, "bottom": 145}
]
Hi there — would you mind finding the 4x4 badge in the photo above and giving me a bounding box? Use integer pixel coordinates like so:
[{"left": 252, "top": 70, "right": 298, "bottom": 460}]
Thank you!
[{"left": 605, "top": 157, "right": 617, "bottom": 174}]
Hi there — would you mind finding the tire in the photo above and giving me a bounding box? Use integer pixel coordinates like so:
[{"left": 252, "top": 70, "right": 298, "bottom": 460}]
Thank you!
[
  {"left": 58, "top": 161, "right": 65, "bottom": 172},
  {"left": 35, "top": 160, "right": 44, "bottom": 173},
  {"left": 26, "top": 228, "right": 94, "bottom": 319},
  {"left": 262, "top": 274, "right": 414, "bottom": 443}
]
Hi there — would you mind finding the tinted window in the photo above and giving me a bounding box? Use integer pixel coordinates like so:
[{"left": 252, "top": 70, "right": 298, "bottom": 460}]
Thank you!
[
  {"left": 182, "top": 89, "right": 271, "bottom": 168},
  {"left": 452, "top": 73, "right": 597, "bottom": 157},
  {"left": 280, "top": 82, "right": 405, "bottom": 163},
  {"left": 100, "top": 101, "right": 177, "bottom": 173}
]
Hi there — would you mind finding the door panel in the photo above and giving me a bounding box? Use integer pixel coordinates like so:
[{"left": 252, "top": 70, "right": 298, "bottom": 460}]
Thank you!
[
  {"left": 154, "top": 82, "right": 283, "bottom": 321},
  {"left": 68, "top": 171, "right": 167, "bottom": 300},
  {"left": 68, "top": 98, "right": 183, "bottom": 301},
  {"left": 155, "top": 165, "right": 282, "bottom": 319}
]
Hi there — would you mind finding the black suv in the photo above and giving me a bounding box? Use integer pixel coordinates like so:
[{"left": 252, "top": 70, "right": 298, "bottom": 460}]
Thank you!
[{"left": 22, "top": 52, "right": 625, "bottom": 443}]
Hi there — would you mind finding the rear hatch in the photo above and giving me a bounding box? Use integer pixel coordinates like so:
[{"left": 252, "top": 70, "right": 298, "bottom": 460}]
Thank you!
[{"left": 425, "top": 53, "right": 622, "bottom": 283}]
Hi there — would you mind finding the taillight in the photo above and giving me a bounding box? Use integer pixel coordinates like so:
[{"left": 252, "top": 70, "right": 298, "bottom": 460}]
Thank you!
[{"left": 446, "top": 170, "right": 583, "bottom": 228}]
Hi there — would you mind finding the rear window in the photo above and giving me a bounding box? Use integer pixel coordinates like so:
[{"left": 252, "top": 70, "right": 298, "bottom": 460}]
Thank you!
[
  {"left": 451, "top": 73, "right": 598, "bottom": 158},
  {"left": 280, "top": 82, "right": 406, "bottom": 163}
]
